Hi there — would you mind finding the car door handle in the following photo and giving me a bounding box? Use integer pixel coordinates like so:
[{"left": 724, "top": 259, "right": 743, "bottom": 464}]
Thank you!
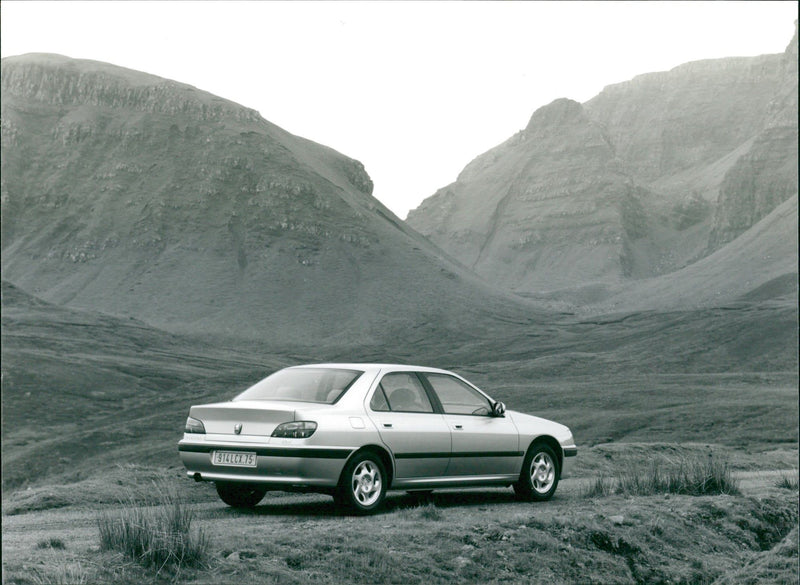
[
  {"left": 454, "top": 424, "right": 463, "bottom": 430},
  {"left": 383, "top": 423, "right": 393, "bottom": 428}
]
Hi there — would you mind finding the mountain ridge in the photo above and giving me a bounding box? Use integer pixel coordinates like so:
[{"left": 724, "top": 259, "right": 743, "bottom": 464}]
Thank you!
[
  {"left": 407, "top": 24, "right": 798, "bottom": 305},
  {"left": 1, "top": 53, "right": 541, "bottom": 346}
]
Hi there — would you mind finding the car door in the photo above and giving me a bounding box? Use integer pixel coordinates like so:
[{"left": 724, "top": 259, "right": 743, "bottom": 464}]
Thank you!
[
  {"left": 421, "top": 373, "right": 521, "bottom": 476},
  {"left": 367, "top": 371, "right": 451, "bottom": 479}
]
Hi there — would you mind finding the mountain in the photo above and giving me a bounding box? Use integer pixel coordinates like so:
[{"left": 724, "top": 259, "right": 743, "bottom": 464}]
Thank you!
[
  {"left": 407, "top": 24, "right": 798, "bottom": 305},
  {"left": 598, "top": 195, "right": 798, "bottom": 312},
  {"left": 406, "top": 98, "right": 651, "bottom": 292},
  {"left": 708, "top": 24, "right": 799, "bottom": 248},
  {"left": 0, "top": 54, "right": 538, "bottom": 347}
]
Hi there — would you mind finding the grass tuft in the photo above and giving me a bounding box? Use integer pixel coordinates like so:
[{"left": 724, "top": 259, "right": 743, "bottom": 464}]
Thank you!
[
  {"left": 36, "top": 537, "right": 66, "bottom": 550},
  {"left": 582, "top": 475, "right": 616, "bottom": 498},
  {"left": 97, "top": 479, "right": 209, "bottom": 576},
  {"left": 418, "top": 502, "right": 444, "bottom": 521},
  {"left": 774, "top": 472, "right": 799, "bottom": 490},
  {"left": 583, "top": 452, "right": 740, "bottom": 497},
  {"left": 27, "top": 561, "right": 89, "bottom": 585}
]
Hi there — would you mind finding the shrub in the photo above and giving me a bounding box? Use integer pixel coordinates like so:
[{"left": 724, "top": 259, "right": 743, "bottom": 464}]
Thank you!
[{"left": 97, "top": 480, "right": 209, "bottom": 575}]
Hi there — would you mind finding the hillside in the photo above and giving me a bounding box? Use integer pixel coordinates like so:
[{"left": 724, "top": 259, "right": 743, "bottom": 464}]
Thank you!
[
  {"left": 407, "top": 24, "right": 798, "bottom": 304},
  {"left": 405, "top": 98, "right": 651, "bottom": 291},
  {"left": 595, "top": 195, "right": 798, "bottom": 312},
  {"left": 2, "top": 279, "right": 797, "bottom": 583},
  {"left": 0, "top": 54, "right": 538, "bottom": 346}
]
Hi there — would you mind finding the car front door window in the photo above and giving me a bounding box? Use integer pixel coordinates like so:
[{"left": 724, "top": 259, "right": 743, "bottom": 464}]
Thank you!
[{"left": 424, "top": 374, "right": 491, "bottom": 416}]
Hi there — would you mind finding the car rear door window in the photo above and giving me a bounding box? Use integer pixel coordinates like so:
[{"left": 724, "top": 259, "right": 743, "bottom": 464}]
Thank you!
[
  {"left": 424, "top": 374, "right": 492, "bottom": 416},
  {"left": 373, "top": 372, "right": 434, "bottom": 413}
]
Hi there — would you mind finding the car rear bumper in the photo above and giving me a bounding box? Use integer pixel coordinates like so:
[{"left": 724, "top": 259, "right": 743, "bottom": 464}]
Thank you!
[{"left": 178, "top": 440, "right": 353, "bottom": 488}]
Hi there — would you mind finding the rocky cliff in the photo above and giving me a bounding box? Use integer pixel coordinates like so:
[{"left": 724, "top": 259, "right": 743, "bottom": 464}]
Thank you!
[
  {"left": 408, "top": 24, "right": 798, "bottom": 305},
  {"left": 0, "top": 54, "right": 536, "bottom": 345},
  {"left": 708, "top": 24, "right": 799, "bottom": 248},
  {"left": 408, "top": 98, "right": 651, "bottom": 291}
]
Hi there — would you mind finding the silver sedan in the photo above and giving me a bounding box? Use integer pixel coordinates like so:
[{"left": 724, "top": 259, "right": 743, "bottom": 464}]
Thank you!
[{"left": 178, "top": 364, "right": 577, "bottom": 514}]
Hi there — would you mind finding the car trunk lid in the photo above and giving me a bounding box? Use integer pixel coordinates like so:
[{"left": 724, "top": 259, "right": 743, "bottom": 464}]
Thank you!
[{"left": 190, "top": 401, "right": 298, "bottom": 437}]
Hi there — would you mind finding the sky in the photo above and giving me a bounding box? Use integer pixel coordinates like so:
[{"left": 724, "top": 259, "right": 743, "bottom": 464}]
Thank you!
[{"left": 1, "top": 1, "right": 796, "bottom": 218}]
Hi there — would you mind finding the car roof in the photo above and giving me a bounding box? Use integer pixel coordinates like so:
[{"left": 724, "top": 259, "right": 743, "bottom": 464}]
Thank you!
[{"left": 289, "top": 363, "right": 454, "bottom": 375}]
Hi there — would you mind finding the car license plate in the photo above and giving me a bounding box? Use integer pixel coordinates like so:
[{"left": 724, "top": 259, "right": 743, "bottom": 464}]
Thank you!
[{"left": 211, "top": 451, "right": 257, "bottom": 468}]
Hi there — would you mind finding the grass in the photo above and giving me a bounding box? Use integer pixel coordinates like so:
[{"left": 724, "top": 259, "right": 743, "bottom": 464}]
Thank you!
[
  {"left": 4, "top": 478, "right": 798, "bottom": 585},
  {"left": 775, "top": 471, "right": 799, "bottom": 490},
  {"left": 35, "top": 537, "right": 66, "bottom": 550},
  {"left": 26, "top": 560, "right": 90, "bottom": 585},
  {"left": 96, "top": 480, "right": 209, "bottom": 576},
  {"left": 583, "top": 452, "right": 740, "bottom": 497}
]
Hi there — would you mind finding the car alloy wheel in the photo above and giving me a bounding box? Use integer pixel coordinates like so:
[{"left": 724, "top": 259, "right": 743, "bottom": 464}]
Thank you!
[
  {"left": 336, "top": 451, "right": 387, "bottom": 514},
  {"left": 514, "top": 443, "right": 559, "bottom": 501},
  {"left": 352, "top": 460, "right": 382, "bottom": 506},
  {"left": 530, "top": 451, "right": 556, "bottom": 495}
]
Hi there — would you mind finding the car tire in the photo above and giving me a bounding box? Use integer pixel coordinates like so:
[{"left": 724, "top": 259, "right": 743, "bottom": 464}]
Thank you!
[
  {"left": 335, "top": 451, "right": 387, "bottom": 515},
  {"left": 514, "top": 443, "right": 559, "bottom": 501},
  {"left": 215, "top": 481, "right": 267, "bottom": 508}
]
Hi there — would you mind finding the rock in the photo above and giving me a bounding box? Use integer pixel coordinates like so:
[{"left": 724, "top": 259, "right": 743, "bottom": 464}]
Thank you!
[
  {"left": 708, "top": 22, "right": 798, "bottom": 250},
  {"left": 610, "top": 515, "right": 625, "bottom": 525}
]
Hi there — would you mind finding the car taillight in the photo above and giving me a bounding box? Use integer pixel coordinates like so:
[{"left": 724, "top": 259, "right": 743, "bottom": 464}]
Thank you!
[
  {"left": 185, "top": 416, "right": 206, "bottom": 434},
  {"left": 271, "top": 421, "right": 317, "bottom": 438}
]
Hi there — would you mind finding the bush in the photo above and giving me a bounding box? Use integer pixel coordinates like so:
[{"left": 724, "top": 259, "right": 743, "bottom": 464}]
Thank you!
[
  {"left": 584, "top": 453, "right": 740, "bottom": 497},
  {"left": 97, "top": 480, "right": 208, "bottom": 575}
]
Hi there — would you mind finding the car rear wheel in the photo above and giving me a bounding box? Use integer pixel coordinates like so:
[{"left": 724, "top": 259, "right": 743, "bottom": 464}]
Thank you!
[
  {"left": 335, "top": 452, "right": 387, "bottom": 515},
  {"left": 514, "top": 443, "right": 559, "bottom": 501},
  {"left": 215, "top": 481, "right": 267, "bottom": 508}
]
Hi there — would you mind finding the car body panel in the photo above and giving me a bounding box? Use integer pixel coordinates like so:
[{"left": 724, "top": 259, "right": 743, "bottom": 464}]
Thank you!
[
  {"left": 442, "top": 413, "right": 522, "bottom": 476},
  {"left": 370, "top": 411, "right": 452, "bottom": 478},
  {"left": 178, "top": 363, "right": 577, "bottom": 499}
]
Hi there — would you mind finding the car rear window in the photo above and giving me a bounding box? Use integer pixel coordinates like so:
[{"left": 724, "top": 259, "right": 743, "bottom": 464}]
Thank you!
[{"left": 234, "top": 368, "right": 363, "bottom": 404}]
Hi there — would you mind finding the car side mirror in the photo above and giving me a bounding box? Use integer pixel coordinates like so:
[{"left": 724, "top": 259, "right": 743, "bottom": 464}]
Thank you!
[{"left": 492, "top": 402, "right": 506, "bottom": 417}]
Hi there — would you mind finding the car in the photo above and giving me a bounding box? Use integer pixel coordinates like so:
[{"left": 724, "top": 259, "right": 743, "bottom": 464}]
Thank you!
[{"left": 178, "top": 363, "right": 577, "bottom": 514}]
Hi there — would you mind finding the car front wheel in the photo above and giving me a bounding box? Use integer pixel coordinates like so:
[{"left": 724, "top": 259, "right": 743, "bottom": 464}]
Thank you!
[
  {"left": 514, "top": 443, "right": 559, "bottom": 501},
  {"left": 215, "top": 481, "right": 267, "bottom": 508},
  {"left": 335, "top": 452, "right": 387, "bottom": 514}
]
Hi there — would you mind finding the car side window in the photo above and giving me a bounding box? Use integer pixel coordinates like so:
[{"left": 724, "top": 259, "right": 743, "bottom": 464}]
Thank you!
[
  {"left": 375, "top": 372, "right": 434, "bottom": 413},
  {"left": 424, "top": 374, "right": 492, "bottom": 416},
  {"left": 369, "top": 385, "right": 390, "bottom": 411}
]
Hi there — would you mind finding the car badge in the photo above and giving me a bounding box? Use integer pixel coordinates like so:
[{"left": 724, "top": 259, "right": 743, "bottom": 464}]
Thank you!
[{"left": 234, "top": 423, "right": 242, "bottom": 435}]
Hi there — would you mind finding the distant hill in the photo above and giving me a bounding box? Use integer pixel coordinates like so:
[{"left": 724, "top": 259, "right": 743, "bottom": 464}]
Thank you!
[
  {"left": 406, "top": 97, "right": 652, "bottom": 292},
  {"left": 407, "top": 24, "right": 798, "bottom": 306},
  {"left": 0, "top": 54, "right": 539, "bottom": 346}
]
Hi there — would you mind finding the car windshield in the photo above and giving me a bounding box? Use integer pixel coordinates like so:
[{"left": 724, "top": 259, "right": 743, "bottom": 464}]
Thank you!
[{"left": 234, "top": 368, "right": 363, "bottom": 404}]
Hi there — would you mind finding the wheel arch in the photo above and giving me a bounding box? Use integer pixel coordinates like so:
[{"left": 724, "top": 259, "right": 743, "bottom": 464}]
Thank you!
[
  {"left": 340, "top": 444, "right": 394, "bottom": 487},
  {"left": 526, "top": 435, "right": 563, "bottom": 479}
]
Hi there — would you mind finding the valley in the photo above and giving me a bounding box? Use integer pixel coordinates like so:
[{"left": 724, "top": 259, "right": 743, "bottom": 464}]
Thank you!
[{"left": 2, "top": 21, "right": 798, "bottom": 585}]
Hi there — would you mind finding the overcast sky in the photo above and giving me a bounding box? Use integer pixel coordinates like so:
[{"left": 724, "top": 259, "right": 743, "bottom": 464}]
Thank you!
[{"left": 2, "top": 1, "right": 796, "bottom": 218}]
